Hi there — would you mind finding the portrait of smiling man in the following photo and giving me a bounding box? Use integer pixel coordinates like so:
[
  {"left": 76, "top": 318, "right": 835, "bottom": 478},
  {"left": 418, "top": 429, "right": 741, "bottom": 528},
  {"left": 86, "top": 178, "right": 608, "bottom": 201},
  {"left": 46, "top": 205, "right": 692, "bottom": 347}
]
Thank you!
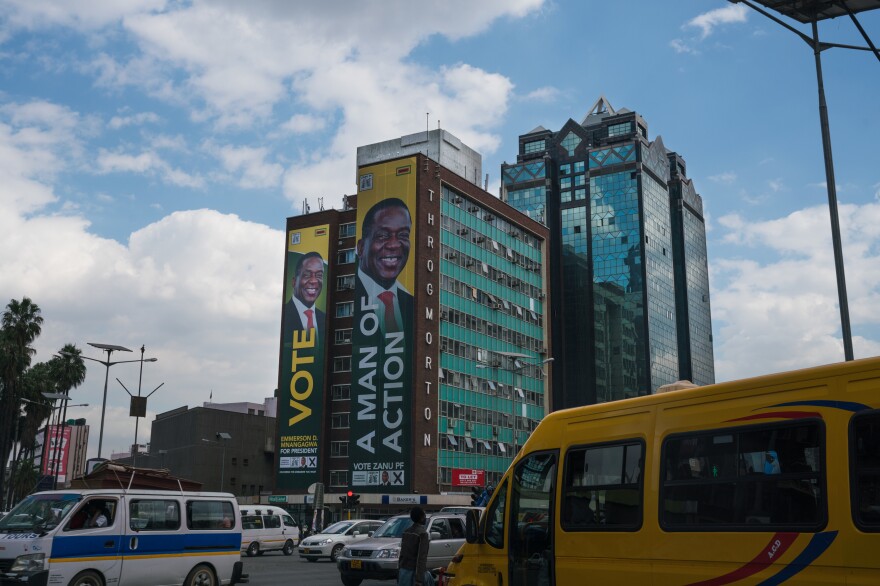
[
  {"left": 356, "top": 197, "right": 414, "bottom": 333},
  {"left": 288, "top": 251, "right": 326, "bottom": 334}
]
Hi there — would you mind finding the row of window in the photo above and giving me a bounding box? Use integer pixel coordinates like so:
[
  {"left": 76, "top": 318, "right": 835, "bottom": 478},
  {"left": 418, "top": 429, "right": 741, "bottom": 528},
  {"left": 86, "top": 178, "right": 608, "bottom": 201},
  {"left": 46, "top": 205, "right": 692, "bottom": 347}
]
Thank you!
[
  {"left": 439, "top": 240, "right": 542, "bottom": 300},
  {"left": 442, "top": 185, "right": 541, "bottom": 250},
  {"left": 440, "top": 372, "right": 543, "bottom": 408},
  {"left": 440, "top": 305, "right": 544, "bottom": 353},
  {"left": 440, "top": 337, "right": 545, "bottom": 381},
  {"left": 75, "top": 498, "right": 237, "bottom": 533},
  {"left": 549, "top": 414, "right": 880, "bottom": 532},
  {"left": 441, "top": 215, "right": 541, "bottom": 273},
  {"left": 440, "top": 274, "right": 543, "bottom": 328}
]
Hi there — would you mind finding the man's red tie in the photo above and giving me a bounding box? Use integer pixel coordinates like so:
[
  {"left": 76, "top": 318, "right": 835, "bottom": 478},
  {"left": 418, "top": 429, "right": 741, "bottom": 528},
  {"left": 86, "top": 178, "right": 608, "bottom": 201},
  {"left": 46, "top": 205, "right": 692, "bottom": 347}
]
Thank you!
[
  {"left": 304, "top": 308, "right": 314, "bottom": 329},
  {"left": 378, "top": 291, "right": 398, "bottom": 331}
]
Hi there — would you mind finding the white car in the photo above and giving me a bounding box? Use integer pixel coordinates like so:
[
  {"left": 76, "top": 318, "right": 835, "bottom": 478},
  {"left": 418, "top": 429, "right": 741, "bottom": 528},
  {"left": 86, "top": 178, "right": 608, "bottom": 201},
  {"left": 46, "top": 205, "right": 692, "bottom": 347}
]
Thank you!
[{"left": 298, "top": 519, "right": 383, "bottom": 562}]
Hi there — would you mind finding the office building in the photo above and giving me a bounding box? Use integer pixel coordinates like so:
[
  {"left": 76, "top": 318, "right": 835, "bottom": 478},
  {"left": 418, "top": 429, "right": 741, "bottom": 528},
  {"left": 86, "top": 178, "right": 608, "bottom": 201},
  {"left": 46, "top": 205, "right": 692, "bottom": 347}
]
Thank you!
[
  {"left": 34, "top": 420, "right": 89, "bottom": 488},
  {"left": 276, "top": 130, "right": 550, "bottom": 511},
  {"left": 123, "top": 399, "right": 276, "bottom": 497},
  {"left": 502, "top": 96, "right": 714, "bottom": 409}
]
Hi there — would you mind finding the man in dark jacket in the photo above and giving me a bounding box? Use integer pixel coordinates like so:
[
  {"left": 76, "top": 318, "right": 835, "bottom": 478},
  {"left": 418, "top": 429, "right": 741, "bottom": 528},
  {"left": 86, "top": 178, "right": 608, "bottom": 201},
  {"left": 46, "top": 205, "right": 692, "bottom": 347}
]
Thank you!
[{"left": 398, "top": 506, "right": 433, "bottom": 586}]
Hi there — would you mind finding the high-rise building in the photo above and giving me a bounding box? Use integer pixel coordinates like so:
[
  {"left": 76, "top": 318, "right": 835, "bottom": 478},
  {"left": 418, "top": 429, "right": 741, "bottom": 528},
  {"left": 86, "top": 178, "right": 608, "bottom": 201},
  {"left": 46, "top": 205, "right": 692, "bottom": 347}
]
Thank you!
[
  {"left": 502, "top": 96, "right": 714, "bottom": 410},
  {"left": 276, "top": 130, "right": 551, "bottom": 512}
]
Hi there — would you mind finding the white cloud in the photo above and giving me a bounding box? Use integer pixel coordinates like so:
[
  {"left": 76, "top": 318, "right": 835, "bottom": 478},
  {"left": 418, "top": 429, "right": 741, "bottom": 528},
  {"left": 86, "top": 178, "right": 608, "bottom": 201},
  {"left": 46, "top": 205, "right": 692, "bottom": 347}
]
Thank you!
[
  {"left": 670, "top": 39, "right": 698, "bottom": 55},
  {"left": 282, "top": 114, "right": 327, "bottom": 134},
  {"left": 521, "top": 86, "right": 559, "bottom": 103},
  {"left": 709, "top": 171, "right": 737, "bottom": 184},
  {"left": 95, "top": 147, "right": 205, "bottom": 188},
  {"left": 207, "top": 143, "right": 284, "bottom": 190},
  {"left": 108, "top": 111, "right": 160, "bottom": 129},
  {"left": 685, "top": 4, "right": 748, "bottom": 40},
  {"left": 712, "top": 202, "right": 880, "bottom": 382}
]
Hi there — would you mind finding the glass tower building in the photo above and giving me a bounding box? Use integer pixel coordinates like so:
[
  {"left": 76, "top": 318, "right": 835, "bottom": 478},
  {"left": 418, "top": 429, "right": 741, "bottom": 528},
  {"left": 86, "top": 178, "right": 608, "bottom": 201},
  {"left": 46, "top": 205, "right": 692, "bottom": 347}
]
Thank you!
[{"left": 502, "top": 97, "right": 714, "bottom": 410}]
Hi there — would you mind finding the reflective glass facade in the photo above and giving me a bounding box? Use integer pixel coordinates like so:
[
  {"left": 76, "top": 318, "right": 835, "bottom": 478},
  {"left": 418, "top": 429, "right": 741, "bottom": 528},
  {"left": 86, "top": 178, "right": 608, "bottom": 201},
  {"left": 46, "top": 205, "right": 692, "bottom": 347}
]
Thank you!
[{"left": 502, "top": 102, "right": 714, "bottom": 409}]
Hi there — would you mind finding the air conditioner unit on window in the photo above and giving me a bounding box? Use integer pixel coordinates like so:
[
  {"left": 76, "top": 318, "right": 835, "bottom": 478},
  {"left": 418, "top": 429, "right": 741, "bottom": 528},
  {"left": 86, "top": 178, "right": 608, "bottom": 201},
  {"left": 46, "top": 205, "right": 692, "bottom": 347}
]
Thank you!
[
  {"left": 454, "top": 197, "right": 462, "bottom": 204},
  {"left": 447, "top": 419, "right": 457, "bottom": 429},
  {"left": 468, "top": 206, "right": 479, "bottom": 212},
  {"left": 484, "top": 214, "right": 494, "bottom": 221},
  {"left": 492, "top": 426, "right": 499, "bottom": 436},
  {"left": 465, "top": 421, "right": 474, "bottom": 432},
  {"left": 446, "top": 252, "right": 457, "bottom": 259},
  {"left": 491, "top": 303, "right": 501, "bottom": 310},
  {"left": 475, "top": 236, "right": 485, "bottom": 243},
  {"left": 458, "top": 228, "right": 469, "bottom": 235}
]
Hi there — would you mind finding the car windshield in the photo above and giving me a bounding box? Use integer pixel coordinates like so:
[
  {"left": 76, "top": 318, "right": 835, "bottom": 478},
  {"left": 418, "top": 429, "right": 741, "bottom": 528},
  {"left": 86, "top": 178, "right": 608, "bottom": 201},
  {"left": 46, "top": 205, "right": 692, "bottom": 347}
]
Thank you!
[
  {"left": 372, "top": 516, "right": 413, "bottom": 538},
  {"left": 0, "top": 493, "right": 80, "bottom": 533},
  {"left": 321, "top": 521, "right": 355, "bottom": 534}
]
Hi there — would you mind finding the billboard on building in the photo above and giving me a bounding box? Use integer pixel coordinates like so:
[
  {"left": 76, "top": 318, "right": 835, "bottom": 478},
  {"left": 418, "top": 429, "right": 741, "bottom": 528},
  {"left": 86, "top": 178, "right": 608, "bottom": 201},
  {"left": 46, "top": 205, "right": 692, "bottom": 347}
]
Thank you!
[
  {"left": 452, "top": 469, "right": 485, "bottom": 487},
  {"left": 350, "top": 158, "right": 417, "bottom": 491},
  {"left": 41, "top": 425, "right": 71, "bottom": 482},
  {"left": 277, "top": 224, "right": 331, "bottom": 489}
]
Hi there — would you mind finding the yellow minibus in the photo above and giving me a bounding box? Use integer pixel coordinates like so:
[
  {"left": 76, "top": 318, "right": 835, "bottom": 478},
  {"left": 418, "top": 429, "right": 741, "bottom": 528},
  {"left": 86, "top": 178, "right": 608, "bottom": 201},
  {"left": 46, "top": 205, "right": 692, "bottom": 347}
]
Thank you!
[{"left": 447, "top": 356, "right": 880, "bottom": 585}]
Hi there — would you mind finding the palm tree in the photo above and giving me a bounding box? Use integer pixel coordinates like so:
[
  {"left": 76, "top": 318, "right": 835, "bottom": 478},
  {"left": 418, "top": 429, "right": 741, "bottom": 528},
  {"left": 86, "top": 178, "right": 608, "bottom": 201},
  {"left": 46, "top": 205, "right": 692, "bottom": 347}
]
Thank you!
[{"left": 0, "top": 297, "right": 43, "bottom": 506}]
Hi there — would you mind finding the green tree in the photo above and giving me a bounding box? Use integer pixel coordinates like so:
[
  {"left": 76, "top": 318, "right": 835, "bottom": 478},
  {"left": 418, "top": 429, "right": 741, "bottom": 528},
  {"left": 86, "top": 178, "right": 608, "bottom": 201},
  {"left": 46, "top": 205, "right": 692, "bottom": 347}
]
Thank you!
[{"left": 0, "top": 298, "right": 43, "bottom": 506}]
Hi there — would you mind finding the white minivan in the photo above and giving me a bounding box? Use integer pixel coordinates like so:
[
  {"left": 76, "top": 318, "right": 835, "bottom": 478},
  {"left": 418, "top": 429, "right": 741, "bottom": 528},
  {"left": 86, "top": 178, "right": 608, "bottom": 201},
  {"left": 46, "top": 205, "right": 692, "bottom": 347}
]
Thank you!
[
  {"left": 0, "top": 488, "right": 246, "bottom": 586},
  {"left": 239, "top": 505, "right": 300, "bottom": 557}
]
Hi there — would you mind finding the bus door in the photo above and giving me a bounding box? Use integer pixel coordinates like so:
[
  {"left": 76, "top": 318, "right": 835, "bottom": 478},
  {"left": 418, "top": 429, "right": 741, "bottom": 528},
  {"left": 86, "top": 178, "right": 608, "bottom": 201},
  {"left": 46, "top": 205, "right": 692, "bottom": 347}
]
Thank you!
[
  {"left": 508, "top": 451, "right": 558, "bottom": 586},
  {"left": 54, "top": 497, "right": 123, "bottom": 584}
]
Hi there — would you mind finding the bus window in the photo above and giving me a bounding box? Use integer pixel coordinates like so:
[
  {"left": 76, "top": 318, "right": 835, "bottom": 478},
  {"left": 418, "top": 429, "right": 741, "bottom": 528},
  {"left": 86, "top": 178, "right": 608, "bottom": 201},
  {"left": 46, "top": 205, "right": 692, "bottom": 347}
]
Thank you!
[
  {"left": 562, "top": 440, "right": 643, "bottom": 530},
  {"left": 509, "top": 451, "right": 556, "bottom": 586},
  {"left": 852, "top": 411, "right": 880, "bottom": 530},
  {"left": 485, "top": 478, "right": 508, "bottom": 548},
  {"left": 661, "top": 421, "right": 824, "bottom": 530}
]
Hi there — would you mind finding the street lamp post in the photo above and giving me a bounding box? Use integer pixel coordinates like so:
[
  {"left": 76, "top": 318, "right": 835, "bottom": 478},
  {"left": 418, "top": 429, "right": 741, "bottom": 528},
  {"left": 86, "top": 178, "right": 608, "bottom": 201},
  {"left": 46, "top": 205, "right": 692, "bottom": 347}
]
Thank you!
[
  {"left": 478, "top": 353, "right": 553, "bottom": 458},
  {"left": 729, "top": 0, "right": 880, "bottom": 361},
  {"left": 115, "top": 345, "right": 160, "bottom": 467},
  {"left": 202, "top": 432, "right": 232, "bottom": 492}
]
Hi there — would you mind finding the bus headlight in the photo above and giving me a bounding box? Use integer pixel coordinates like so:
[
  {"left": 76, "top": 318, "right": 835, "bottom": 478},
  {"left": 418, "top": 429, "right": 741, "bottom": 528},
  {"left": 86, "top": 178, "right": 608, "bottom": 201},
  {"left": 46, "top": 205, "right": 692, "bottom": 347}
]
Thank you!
[{"left": 11, "top": 553, "right": 46, "bottom": 573}]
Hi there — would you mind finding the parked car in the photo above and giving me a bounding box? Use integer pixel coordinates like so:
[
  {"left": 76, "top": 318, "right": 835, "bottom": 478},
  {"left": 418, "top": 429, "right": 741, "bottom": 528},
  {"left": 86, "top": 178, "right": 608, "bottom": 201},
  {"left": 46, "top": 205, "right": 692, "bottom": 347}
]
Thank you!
[
  {"left": 297, "top": 519, "right": 383, "bottom": 562},
  {"left": 240, "top": 505, "right": 300, "bottom": 556},
  {"left": 336, "top": 512, "right": 466, "bottom": 586},
  {"left": 439, "top": 506, "right": 484, "bottom": 516}
]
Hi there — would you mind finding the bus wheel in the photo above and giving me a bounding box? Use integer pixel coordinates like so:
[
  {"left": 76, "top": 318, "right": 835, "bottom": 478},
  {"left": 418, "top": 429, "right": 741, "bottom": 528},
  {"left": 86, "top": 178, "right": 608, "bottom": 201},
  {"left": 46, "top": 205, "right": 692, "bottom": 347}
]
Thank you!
[
  {"left": 185, "top": 563, "right": 216, "bottom": 586},
  {"left": 246, "top": 541, "right": 260, "bottom": 557},
  {"left": 69, "top": 570, "right": 103, "bottom": 586},
  {"left": 282, "top": 540, "right": 295, "bottom": 556}
]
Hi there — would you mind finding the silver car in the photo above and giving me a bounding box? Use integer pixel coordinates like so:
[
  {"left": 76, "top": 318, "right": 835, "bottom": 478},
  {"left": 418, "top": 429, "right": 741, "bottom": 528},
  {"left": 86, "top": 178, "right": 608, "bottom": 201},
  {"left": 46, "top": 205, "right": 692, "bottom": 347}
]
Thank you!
[
  {"left": 297, "top": 519, "right": 383, "bottom": 562},
  {"left": 337, "top": 513, "right": 466, "bottom": 586}
]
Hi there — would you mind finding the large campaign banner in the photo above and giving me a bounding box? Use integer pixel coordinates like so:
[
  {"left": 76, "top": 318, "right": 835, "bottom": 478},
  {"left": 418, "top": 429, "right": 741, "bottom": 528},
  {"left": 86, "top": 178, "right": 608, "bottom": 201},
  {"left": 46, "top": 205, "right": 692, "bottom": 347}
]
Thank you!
[
  {"left": 277, "top": 224, "right": 330, "bottom": 490},
  {"left": 351, "top": 158, "right": 417, "bottom": 491}
]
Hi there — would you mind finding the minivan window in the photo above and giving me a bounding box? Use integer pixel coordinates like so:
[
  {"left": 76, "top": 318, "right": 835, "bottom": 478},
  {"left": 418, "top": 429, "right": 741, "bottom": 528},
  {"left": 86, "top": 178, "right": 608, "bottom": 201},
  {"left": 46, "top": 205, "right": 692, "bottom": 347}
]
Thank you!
[
  {"left": 0, "top": 493, "right": 79, "bottom": 532},
  {"left": 283, "top": 515, "right": 296, "bottom": 527},
  {"left": 263, "top": 515, "right": 281, "bottom": 529},
  {"left": 851, "top": 410, "right": 880, "bottom": 530},
  {"left": 242, "top": 515, "right": 263, "bottom": 529},
  {"left": 485, "top": 479, "right": 508, "bottom": 549},
  {"left": 187, "top": 500, "right": 235, "bottom": 530},
  {"left": 130, "top": 499, "right": 180, "bottom": 531}
]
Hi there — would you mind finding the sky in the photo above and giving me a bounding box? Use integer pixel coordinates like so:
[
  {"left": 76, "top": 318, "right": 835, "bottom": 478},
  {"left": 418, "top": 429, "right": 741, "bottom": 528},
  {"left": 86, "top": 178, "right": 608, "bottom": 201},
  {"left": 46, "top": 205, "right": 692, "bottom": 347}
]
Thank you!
[{"left": 1, "top": 0, "right": 878, "bottom": 459}]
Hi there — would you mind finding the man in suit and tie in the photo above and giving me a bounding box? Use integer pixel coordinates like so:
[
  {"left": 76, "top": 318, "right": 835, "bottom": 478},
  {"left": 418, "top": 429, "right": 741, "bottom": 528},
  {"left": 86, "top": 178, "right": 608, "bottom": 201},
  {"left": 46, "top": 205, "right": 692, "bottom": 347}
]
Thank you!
[
  {"left": 356, "top": 197, "right": 413, "bottom": 333},
  {"left": 287, "top": 251, "right": 326, "bottom": 334}
]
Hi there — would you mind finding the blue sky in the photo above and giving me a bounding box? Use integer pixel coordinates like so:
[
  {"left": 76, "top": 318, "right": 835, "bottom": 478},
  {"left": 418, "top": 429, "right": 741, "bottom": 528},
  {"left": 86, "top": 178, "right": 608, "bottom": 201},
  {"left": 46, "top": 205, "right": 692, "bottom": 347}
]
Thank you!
[{"left": 1, "top": 0, "right": 878, "bottom": 458}]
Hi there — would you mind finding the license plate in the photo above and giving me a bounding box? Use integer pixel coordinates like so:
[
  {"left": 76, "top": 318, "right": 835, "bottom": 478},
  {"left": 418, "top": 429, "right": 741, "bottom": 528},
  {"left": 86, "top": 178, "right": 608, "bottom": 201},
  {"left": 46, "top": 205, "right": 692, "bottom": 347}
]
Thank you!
[
  {"left": 301, "top": 548, "right": 310, "bottom": 554},
  {"left": 351, "top": 560, "right": 362, "bottom": 570}
]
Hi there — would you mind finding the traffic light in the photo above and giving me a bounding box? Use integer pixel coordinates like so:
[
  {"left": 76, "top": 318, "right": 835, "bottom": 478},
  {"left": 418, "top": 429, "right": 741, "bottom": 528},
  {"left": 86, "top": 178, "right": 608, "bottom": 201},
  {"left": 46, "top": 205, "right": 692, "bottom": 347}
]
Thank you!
[
  {"left": 470, "top": 486, "right": 482, "bottom": 506},
  {"left": 339, "top": 494, "right": 348, "bottom": 506},
  {"left": 349, "top": 493, "right": 361, "bottom": 507}
]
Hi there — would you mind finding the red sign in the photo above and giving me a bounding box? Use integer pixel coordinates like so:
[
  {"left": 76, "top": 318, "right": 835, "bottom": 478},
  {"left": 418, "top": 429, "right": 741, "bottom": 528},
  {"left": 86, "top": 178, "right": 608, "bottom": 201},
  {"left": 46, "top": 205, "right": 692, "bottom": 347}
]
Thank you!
[
  {"left": 42, "top": 425, "right": 71, "bottom": 479},
  {"left": 452, "top": 469, "right": 485, "bottom": 487}
]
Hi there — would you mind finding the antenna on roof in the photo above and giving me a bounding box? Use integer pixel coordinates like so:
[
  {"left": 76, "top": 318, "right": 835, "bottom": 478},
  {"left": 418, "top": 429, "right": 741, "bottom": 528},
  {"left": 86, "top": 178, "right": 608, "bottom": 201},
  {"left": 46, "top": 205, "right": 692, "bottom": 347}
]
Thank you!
[
  {"left": 484, "top": 173, "right": 489, "bottom": 191},
  {"left": 318, "top": 197, "right": 324, "bottom": 211}
]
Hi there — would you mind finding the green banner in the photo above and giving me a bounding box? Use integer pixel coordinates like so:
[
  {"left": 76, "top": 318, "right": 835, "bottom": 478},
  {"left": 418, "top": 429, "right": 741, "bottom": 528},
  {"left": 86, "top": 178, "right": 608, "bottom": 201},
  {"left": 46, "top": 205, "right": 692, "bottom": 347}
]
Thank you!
[
  {"left": 277, "top": 224, "right": 330, "bottom": 490},
  {"left": 350, "top": 158, "right": 417, "bottom": 492}
]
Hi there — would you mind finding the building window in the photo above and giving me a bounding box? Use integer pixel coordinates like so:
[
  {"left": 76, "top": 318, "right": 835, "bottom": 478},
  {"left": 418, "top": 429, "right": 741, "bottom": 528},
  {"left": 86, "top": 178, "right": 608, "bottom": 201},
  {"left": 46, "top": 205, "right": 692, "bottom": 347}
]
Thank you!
[
  {"left": 335, "top": 328, "right": 352, "bottom": 345},
  {"left": 332, "top": 384, "right": 351, "bottom": 401},
  {"left": 337, "top": 274, "right": 355, "bottom": 291},
  {"left": 331, "top": 412, "right": 350, "bottom": 429},
  {"left": 561, "top": 132, "right": 582, "bottom": 156},
  {"left": 573, "top": 161, "right": 585, "bottom": 173},
  {"left": 231, "top": 457, "right": 237, "bottom": 466},
  {"left": 333, "top": 356, "right": 351, "bottom": 372},
  {"left": 339, "top": 223, "right": 356, "bottom": 238},
  {"left": 330, "top": 470, "right": 349, "bottom": 487},
  {"left": 560, "top": 177, "right": 572, "bottom": 190},
  {"left": 243, "top": 458, "right": 248, "bottom": 467},
  {"left": 523, "top": 139, "right": 545, "bottom": 154},
  {"left": 559, "top": 163, "right": 571, "bottom": 175},
  {"left": 337, "top": 249, "right": 355, "bottom": 264},
  {"left": 608, "top": 122, "right": 632, "bottom": 138},
  {"left": 331, "top": 441, "right": 349, "bottom": 458},
  {"left": 336, "top": 302, "right": 354, "bottom": 318}
]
